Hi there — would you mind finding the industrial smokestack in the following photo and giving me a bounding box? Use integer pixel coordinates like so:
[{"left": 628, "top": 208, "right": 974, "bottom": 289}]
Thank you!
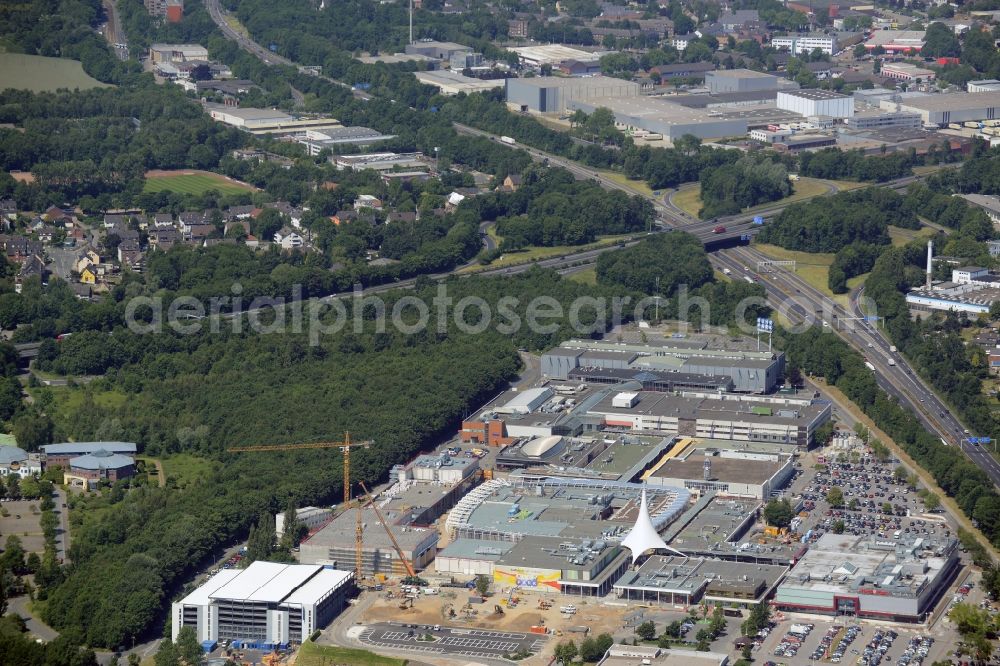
[{"left": 926, "top": 240, "right": 933, "bottom": 289}]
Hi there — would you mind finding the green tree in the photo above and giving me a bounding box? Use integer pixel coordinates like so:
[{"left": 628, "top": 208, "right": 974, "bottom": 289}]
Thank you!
[
  {"left": 924, "top": 493, "right": 941, "bottom": 511},
  {"left": 175, "top": 626, "right": 202, "bottom": 666},
  {"left": 554, "top": 639, "right": 578, "bottom": 664},
  {"left": 475, "top": 574, "right": 491, "bottom": 597},
  {"left": 882, "top": 502, "right": 893, "bottom": 514},
  {"left": 763, "top": 498, "right": 793, "bottom": 528},
  {"left": 12, "top": 412, "right": 54, "bottom": 451},
  {"left": 848, "top": 498, "right": 859, "bottom": 511},
  {"left": 153, "top": 640, "right": 180, "bottom": 666},
  {"left": 636, "top": 620, "right": 656, "bottom": 641},
  {"left": 826, "top": 486, "right": 844, "bottom": 507}
]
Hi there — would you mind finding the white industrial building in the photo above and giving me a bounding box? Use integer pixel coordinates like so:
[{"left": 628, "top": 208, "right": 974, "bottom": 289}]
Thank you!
[
  {"left": 171, "top": 562, "right": 353, "bottom": 646},
  {"left": 777, "top": 89, "right": 854, "bottom": 119},
  {"left": 510, "top": 44, "right": 602, "bottom": 67},
  {"left": 209, "top": 107, "right": 294, "bottom": 129},
  {"left": 890, "top": 91, "right": 1000, "bottom": 126},
  {"left": 274, "top": 506, "right": 333, "bottom": 536},
  {"left": 771, "top": 34, "right": 838, "bottom": 55},
  {"left": 505, "top": 76, "right": 640, "bottom": 114},
  {"left": 968, "top": 80, "right": 1000, "bottom": 93},
  {"left": 413, "top": 70, "right": 504, "bottom": 95}
]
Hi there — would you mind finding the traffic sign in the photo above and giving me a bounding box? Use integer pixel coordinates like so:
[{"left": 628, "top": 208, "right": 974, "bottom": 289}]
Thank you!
[{"left": 756, "top": 318, "right": 774, "bottom": 333}]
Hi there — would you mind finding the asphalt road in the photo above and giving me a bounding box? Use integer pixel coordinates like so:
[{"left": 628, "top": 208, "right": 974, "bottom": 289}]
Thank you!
[
  {"left": 359, "top": 623, "right": 546, "bottom": 660},
  {"left": 714, "top": 246, "right": 1000, "bottom": 489},
  {"left": 100, "top": 0, "right": 128, "bottom": 60},
  {"left": 205, "top": 0, "right": 995, "bottom": 490}
]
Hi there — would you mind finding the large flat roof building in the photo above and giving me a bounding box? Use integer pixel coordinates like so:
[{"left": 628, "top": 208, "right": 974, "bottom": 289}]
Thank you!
[
  {"left": 42, "top": 441, "right": 137, "bottom": 467},
  {"left": 705, "top": 69, "right": 788, "bottom": 94},
  {"left": 413, "top": 70, "right": 504, "bottom": 95},
  {"left": 890, "top": 91, "right": 1000, "bottom": 126},
  {"left": 510, "top": 45, "right": 602, "bottom": 67},
  {"left": 777, "top": 89, "right": 855, "bottom": 119},
  {"left": 404, "top": 40, "right": 472, "bottom": 61},
  {"left": 171, "top": 562, "right": 354, "bottom": 646},
  {"left": 644, "top": 445, "right": 794, "bottom": 499},
  {"left": 567, "top": 95, "right": 749, "bottom": 141},
  {"left": 505, "top": 76, "right": 640, "bottom": 114},
  {"left": 299, "top": 507, "right": 438, "bottom": 577},
  {"left": 614, "top": 554, "right": 788, "bottom": 607},
  {"left": 774, "top": 533, "right": 959, "bottom": 622}
]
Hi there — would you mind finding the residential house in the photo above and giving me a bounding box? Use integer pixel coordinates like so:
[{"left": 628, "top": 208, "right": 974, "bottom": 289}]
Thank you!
[
  {"left": 500, "top": 174, "right": 523, "bottom": 192},
  {"left": 15, "top": 254, "right": 46, "bottom": 293},
  {"left": 353, "top": 195, "right": 384, "bottom": 211},
  {"left": 70, "top": 283, "right": 92, "bottom": 300},
  {"left": 803, "top": 61, "right": 834, "bottom": 79},
  {"left": 224, "top": 220, "right": 251, "bottom": 237},
  {"left": 178, "top": 211, "right": 206, "bottom": 235},
  {"left": 36, "top": 226, "right": 57, "bottom": 244},
  {"left": 27, "top": 217, "right": 47, "bottom": 234},
  {"left": 44, "top": 205, "right": 74, "bottom": 225},
  {"left": 186, "top": 224, "right": 214, "bottom": 243},
  {"left": 103, "top": 214, "right": 131, "bottom": 228},
  {"left": 445, "top": 192, "right": 466, "bottom": 211},
  {"left": 74, "top": 247, "right": 101, "bottom": 274},
  {"left": 0, "top": 235, "right": 43, "bottom": 263},
  {"left": 151, "top": 212, "right": 175, "bottom": 228},
  {"left": 719, "top": 9, "right": 761, "bottom": 32},
  {"left": 509, "top": 18, "right": 529, "bottom": 39},
  {"left": 670, "top": 33, "right": 700, "bottom": 50},
  {"left": 226, "top": 205, "right": 256, "bottom": 220},
  {"left": 118, "top": 241, "right": 144, "bottom": 271},
  {"left": 274, "top": 226, "right": 304, "bottom": 250},
  {"left": 387, "top": 211, "right": 418, "bottom": 224},
  {"left": 149, "top": 228, "right": 180, "bottom": 250},
  {"left": 331, "top": 210, "right": 358, "bottom": 226},
  {"left": 80, "top": 267, "right": 98, "bottom": 285},
  {"left": 0, "top": 199, "right": 16, "bottom": 222}
]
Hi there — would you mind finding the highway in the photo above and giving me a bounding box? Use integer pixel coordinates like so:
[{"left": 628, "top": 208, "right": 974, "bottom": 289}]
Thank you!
[
  {"left": 100, "top": 0, "right": 128, "bottom": 60},
  {"left": 200, "top": 0, "right": 1000, "bottom": 485},
  {"left": 713, "top": 246, "right": 1000, "bottom": 487}
]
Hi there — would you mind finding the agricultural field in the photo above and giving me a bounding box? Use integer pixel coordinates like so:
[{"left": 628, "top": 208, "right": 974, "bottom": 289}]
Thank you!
[
  {"left": 143, "top": 170, "right": 257, "bottom": 196},
  {"left": 0, "top": 54, "right": 111, "bottom": 92}
]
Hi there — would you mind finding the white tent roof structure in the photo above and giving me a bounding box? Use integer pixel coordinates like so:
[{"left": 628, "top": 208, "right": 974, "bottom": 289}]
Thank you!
[{"left": 621, "top": 488, "right": 683, "bottom": 563}]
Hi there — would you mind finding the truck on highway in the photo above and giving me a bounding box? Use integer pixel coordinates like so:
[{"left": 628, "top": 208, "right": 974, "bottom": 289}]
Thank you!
[
  {"left": 864, "top": 361, "right": 876, "bottom": 372},
  {"left": 743, "top": 276, "right": 754, "bottom": 284},
  {"left": 887, "top": 358, "right": 895, "bottom": 366},
  {"left": 722, "top": 268, "right": 731, "bottom": 275},
  {"left": 500, "top": 136, "right": 515, "bottom": 145},
  {"left": 889, "top": 345, "right": 897, "bottom": 352}
]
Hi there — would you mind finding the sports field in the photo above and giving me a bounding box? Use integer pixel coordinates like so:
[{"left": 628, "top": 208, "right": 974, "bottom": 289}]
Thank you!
[
  {"left": 142, "top": 170, "right": 257, "bottom": 196},
  {"left": 0, "top": 53, "right": 111, "bottom": 92}
]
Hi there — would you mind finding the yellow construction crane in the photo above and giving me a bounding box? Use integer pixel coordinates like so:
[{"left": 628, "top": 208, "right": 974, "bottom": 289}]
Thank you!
[
  {"left": 227, "top": 432, "right": 372, "bottom": 579},
  {"left": 359, "top": 481, "right": 417, "bottom": 579}
]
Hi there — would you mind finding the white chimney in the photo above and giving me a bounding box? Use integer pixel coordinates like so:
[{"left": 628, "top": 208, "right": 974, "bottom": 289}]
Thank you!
[{"left": 926, "top": 240, "right": 933, "bottom": 289}]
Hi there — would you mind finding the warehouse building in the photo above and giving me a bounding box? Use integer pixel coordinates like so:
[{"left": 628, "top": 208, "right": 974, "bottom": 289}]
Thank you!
[
  {"left": 510, "top": 45, "right": 602, "bottom": 68},
  {"left": 413, "top": 70, "right": 504, "bottom": 95},
  {"left": 774, "top": 533, "right": 960, "bottom": 622},
  {"left": 585, "top": 390, "right": 830, "bottom": 447},
  {"left": 404, "top": 40, "right": 472, "bottom": 62},
  {"left": 171, "top": 562, "right": 354, "bottom": 646},
  {"left": 274, "top": 507, "right": 333, "bottom": 537},
  {"left": 846, "top": 110, "right": 923, "bottom": 131},
  {"left": 864, "top": 30, "right": 925, "bottom": 54},
  {"left": 208, "top": 107, "right": 295, "bottom": 129},
  {"left": 41, "top": 442, "right": 137, "bottom": 467},
  {"left": 299, "top": 507, "right": 438, "bottom": 576},
  {"left": 777, "top": 89, "right": 854, "bottom": 119},
  {"left": 541, "top": 340, "right": 784, "bottom": 393},
  {"left": 297, "top": 127, "right": 396, "bottom": 154},
  {"left": 613, "top": 554, "right": 787, "bottom": 607},
  {"left": 881, "top": 63, "right": 936, "bottom": 83},
  {"left": 505, "top": 76, "right": 640, "bottom": 114},
  {"left": 705, "top": 69, "right": 786, "bottom": 94},
  {"left": 889, "top": 91, "right": 1000, "bottom": 126},
  {"left": 568, "top": 96, "right": 747, "bottom": 140}
]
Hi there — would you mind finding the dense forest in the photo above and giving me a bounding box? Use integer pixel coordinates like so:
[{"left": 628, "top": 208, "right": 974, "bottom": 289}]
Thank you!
[
  {"left": 698, "top": 155, "right": 791, "bottom": 218},
  {"left": 596, "top": 233, "right": 771, "bottom": 326},
  {"left": 757, "top": 187, "right": 920, "bottom": 253}
]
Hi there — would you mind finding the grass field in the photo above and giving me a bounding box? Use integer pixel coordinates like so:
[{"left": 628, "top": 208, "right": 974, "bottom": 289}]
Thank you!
[
  {"left": 889, "top": 225, "right": 936, "bottom": 247},
  {"left": 754, "top": 243, "right": 863, "bottom": 307},
  {"left": 600, "top": 171, "right": 655, "bottom": 198},
  {"left": 143, "top": 170, "right": 256, "bottom": 196},
  {"left": 463, "top": 233, "right": 636, "bottom": 273},
  {"left": 161, "top": 453, "right": 217, "bottom": 487},
  {"left": 671, "top": 177, "right": 864, "bottom": 219},
  {"left": 296, "top": 641, "right": 407, "bottom": 666},
  {"left": 30, "top": 386, "right": 127, "bottom": 421},
  {"left": 567, "top": 267, "right": 597, "bottom": 285},
  {"left": 0, "top": 53, "right": 111, "bottom": 92}
]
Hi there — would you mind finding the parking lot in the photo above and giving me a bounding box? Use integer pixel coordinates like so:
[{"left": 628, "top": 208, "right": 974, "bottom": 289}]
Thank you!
[
  {"left": 792, "top": 450, "right": 953, "bottom": 548},
  {"left": 754, "top": 618, "right": 951, "bottom": 666},
  {"left": 359, "top": 622, "right": 546, "bottom": 659}
]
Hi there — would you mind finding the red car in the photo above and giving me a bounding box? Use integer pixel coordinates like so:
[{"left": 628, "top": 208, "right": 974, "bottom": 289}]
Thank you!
[{"left": 713, "top": 225, "right": 726, "bottom": 234}]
